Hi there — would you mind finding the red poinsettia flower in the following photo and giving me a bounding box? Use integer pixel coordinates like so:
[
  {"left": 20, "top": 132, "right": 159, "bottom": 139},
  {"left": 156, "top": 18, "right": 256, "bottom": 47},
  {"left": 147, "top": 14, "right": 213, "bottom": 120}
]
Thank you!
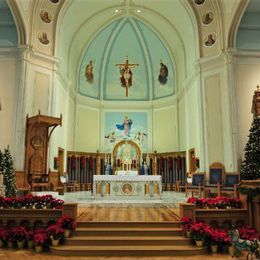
[{"left": 57, "top": 216, "right": 76, "bottom": 230}]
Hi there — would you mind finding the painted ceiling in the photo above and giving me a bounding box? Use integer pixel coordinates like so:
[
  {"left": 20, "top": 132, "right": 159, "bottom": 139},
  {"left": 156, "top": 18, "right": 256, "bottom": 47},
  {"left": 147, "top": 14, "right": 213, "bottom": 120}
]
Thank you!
[{"left": 78, "top": 17, "right": 175, "bottom": 101}]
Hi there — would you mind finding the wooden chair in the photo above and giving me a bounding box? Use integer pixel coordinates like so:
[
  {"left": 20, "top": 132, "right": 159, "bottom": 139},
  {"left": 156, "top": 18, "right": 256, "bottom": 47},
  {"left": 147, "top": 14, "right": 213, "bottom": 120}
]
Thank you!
[
  {"left": 15, "top": 171, "right": 30, "bottom": 194},
  {"left": 218, "top": 172, "right": 240, "bottom": 198},
  {"left": 206, "top": 162, "right": 224, "bottom": 197},
  {"left": 185, "top": 172, "right": 206, "bottom": 198},
  {"left": 49, "top": 171, "right": 64, "bottom": 195}
]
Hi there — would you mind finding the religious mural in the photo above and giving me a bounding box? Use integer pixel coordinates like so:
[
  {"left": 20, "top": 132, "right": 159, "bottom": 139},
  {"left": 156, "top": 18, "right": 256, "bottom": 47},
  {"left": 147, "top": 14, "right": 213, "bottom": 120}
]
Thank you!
[
  {"left": 78, "top": 18, "right": 175, "bottom": 100},
  {"left": 104, "top": 112, "right": 148, "bottom": 153}
]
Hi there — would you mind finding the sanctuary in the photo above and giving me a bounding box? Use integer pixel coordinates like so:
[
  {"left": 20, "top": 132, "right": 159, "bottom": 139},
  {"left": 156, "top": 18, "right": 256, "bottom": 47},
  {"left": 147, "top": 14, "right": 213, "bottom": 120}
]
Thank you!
[{"left": 0, "top": 0, "right": 260, "bottom": 259}]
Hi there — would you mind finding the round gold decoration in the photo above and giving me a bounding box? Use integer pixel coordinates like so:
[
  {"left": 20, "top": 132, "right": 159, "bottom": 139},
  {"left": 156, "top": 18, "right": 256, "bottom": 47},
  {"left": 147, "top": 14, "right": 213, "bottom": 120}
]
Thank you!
[{"left": 122, "top": 183, "right": 133, "bottom": 194}]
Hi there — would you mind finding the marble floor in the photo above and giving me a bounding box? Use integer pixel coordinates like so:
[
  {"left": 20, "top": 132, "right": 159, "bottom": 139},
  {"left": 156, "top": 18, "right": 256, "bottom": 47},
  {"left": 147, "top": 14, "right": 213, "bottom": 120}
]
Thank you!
[{"left": 33, "top": 191, "right": 187, "bottom": 208}]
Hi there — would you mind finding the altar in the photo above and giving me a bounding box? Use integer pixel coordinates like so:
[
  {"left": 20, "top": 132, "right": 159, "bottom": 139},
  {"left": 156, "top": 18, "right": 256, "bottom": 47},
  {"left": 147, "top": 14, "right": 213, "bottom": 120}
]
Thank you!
[{"left": 93, "top": 175, "right": 162, "bottom": 199}]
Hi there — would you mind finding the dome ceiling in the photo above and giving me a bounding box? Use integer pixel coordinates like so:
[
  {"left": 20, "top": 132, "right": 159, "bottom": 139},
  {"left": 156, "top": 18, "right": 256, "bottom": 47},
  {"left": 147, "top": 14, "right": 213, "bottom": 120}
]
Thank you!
[{"left": 78, "top": 17, "right": 175, "bottom": 101}]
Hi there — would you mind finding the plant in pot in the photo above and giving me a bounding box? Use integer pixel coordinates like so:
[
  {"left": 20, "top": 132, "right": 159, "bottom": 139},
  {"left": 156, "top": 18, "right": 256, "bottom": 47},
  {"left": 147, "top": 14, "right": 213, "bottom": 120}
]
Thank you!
[
  {"left": 25, "top": 229, "right": 35, "bottom": 248},
  {"left": 0, "top": 227, "right": 8, "bottom": 247},
  {"left": 33, "top": 231, "right": 48, "bottom": 253},
  {"left": 57, "top": 216, "right": 76, "bottom": 238},
  {"left": 47, "top": 224, "right": 64, "bottom": 246},
  {"left": 11, "top": 226, "right": 28, "bottom": 249},
  {"left": 180, "top": 217, "right": 193, "bottom": 238},
  {"left": 190, "top": 221, "right": 207, "bottom": 246}
]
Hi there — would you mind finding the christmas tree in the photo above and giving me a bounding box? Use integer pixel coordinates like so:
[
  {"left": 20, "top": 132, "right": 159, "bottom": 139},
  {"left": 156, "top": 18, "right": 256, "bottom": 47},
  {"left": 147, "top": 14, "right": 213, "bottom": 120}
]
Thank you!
[
  {"left": 3, "top": 147, "right": 16, "bottom": 197},
  {"left": 240, "top": 117, "right": 260, "bottom": 180}
]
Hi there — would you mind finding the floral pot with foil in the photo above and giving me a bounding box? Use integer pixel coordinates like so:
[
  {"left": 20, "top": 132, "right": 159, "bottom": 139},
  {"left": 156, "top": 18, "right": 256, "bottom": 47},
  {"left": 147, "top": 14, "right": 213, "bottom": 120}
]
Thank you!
[
  {"left": 27, "top": 240, "right": 34, "bottom": 249},
  {"left": 210, "top": 244, "right": 218, "bottom": 253},
  {"left": 51, "top": 238, "right": 60, "bottom": 246},
  {"left": 195, "top": 240, "right": 204, "bottom": 247},
  {"left": 0, "top": 239, "right": 3, "bottom": 248},
  {"left": 7, "top": 241, "right": 13, "bottom": 248},
  {"left": 64, "top": 229, "right": 70, "bottom": 238},
  {"left": 17, "top": 240, "right": 25, "bottom": 249},
  {"left": 35, "top": 245, "right": 43, "bottom": 253}
]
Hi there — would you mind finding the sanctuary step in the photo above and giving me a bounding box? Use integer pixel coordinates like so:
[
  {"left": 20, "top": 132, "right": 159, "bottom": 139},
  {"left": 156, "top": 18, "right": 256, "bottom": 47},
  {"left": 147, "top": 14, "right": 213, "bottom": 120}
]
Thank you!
[{"left": 51, "top": 221, "right": 207, "bottom": 257}]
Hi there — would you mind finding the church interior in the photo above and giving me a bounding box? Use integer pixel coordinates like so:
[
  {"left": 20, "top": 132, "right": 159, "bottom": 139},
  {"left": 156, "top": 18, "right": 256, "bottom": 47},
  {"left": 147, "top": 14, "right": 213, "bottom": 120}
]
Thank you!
[{"left": 0, "top": 0, "right": 260, "bottom": 259}]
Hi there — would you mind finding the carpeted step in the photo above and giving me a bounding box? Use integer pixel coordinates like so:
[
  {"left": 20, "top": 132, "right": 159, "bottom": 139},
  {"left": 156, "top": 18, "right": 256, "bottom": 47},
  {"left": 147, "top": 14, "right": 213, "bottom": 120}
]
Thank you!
[
  {"left": 65, "top": 235, "right": 191, "bottom": 246},
  {"left": 51, "top": 244, "right": 207, "bottom": 257},
  {"left": 73, "top": 227, "right": 184, "bottom": 236},
  {"left": 76, "top": 221, "right": 181, "bottom": 228}
]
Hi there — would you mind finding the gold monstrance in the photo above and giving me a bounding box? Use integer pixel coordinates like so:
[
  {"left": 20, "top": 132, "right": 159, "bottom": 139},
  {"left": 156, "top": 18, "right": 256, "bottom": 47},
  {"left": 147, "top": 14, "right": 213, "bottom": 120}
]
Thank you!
[{"left": 116, "top": 57, "right": 139, "bottom": 97}]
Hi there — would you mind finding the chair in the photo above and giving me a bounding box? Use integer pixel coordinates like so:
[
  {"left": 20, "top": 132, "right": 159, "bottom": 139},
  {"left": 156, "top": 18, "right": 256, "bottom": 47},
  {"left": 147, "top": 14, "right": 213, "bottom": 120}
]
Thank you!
[
  {"left": 15, "top": 171, "right": 30, "bottom": 194},
  {"left": 49, "top": 170, "right": 64, "bottom": 195},
  {"left": 218, "top": 172, "right": 240, "bottom": 198},
  {"left": 185, "top": 172, "right": 206, "bottom": 197},
  {"left": 206, "top": 162, "right": 224, "bottom": 197}
]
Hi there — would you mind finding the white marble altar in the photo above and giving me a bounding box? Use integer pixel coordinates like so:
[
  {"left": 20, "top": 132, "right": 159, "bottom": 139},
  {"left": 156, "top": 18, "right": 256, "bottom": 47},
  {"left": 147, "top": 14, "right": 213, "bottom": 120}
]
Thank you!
[
  {"left": 116, "top": 170, "right": 138, "bottom": 176},
  {"left": 93, "top": 175, "right": 162, "bottom": 199}
]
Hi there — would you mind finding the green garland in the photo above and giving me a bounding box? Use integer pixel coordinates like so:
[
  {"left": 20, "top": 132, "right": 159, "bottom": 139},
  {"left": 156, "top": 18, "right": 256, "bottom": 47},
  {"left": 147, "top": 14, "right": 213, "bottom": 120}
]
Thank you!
[{"left": 238, "top": 187, "right": 260, "bottom": 198}]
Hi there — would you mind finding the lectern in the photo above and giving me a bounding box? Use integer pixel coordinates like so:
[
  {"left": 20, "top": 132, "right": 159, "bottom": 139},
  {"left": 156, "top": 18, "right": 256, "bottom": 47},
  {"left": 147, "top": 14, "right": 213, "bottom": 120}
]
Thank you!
[{"left": 24, "top": 113, "right": 62, "bottom": 191}]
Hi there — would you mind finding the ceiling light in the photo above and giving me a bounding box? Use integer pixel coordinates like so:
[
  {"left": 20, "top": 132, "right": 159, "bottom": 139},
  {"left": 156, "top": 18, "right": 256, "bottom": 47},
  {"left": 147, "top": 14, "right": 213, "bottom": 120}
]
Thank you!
[
  {"left": 137, "top": 9, "right": 141, "bottom": 13},
  {"left": 115, "top": 9, "right": 119, "bottom": 13}
]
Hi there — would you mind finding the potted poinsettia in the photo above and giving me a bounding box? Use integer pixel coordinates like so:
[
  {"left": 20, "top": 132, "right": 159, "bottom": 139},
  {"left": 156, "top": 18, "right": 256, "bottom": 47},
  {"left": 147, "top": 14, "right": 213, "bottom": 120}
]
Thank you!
[
  {"left": 57, "top": 216, "right": 76, "bottom": 237},
  {"left": 180, "top": 217, "right": 193, "bottom": 238},
  {"left": 25, "top": 229, "right": 34, "bottom": 248},
  {"left": 0, "top": 227, "right": 8, "bottom": 247},
  {"left": 190, "top": 221, "right": 207, "bottom": 247},
  {"left": 33, "top": 231, "right": 48, "bottom": 253},
  {"left": 11, "top": 226, "right": 28, "bottom": 248},
  {"left": 46, "top": 224, "right": 64, "bottom": 246}
]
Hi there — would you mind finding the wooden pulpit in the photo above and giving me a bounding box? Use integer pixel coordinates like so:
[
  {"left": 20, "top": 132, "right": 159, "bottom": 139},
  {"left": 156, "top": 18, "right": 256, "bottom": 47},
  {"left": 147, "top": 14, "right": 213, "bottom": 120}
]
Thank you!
[{"left": 24, "top": 113, "right": 62, "bottom": 191}]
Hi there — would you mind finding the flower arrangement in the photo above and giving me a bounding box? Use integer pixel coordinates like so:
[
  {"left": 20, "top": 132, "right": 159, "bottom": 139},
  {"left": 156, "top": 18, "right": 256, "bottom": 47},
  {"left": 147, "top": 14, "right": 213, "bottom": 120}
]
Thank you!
[
  {"left": 11, "top": 226, "right": 28, "bottom": 242},
  {"left": 180, "top": 217, "right": 193, "bottom": 232},
  {"left": 0, "top": 195, "right": 64, "bottom": 209},
  {"left": 238, "top": 225, "right": 259, "bottom": 241},
  {"left": 46, "top": 224, "right": 64, "bottom": 240},
  {"left": 190, "top": 221, "right": 208, "bottom": 241},
  {"left": 57, "top": 216, "right": 77, "bottom": 231},
  {"left": 33, "top": 231, "right": 48, "bottom": 247},
  {"left": 204, "top": 226, "right": 231, "bottom": 246},
  {"left": 187, "top": 197, "right": 242, "bottom": 209}
]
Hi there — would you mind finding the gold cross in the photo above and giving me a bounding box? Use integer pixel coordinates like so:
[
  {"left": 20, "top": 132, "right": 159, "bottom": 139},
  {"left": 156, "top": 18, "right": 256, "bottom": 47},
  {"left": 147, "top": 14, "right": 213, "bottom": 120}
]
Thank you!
[{"left": 116, "top": 56, "right": 139, "bottom": 97}]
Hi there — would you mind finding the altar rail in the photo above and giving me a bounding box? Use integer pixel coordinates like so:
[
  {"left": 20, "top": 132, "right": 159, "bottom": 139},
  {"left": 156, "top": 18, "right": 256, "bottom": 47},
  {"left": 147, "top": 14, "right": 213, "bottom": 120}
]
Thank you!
[
  {"left": 0, "top": 203, "right": 78, "bottom": 227},
  {"left": 179, "top": 203, "right": 248, "bottom": 228}
]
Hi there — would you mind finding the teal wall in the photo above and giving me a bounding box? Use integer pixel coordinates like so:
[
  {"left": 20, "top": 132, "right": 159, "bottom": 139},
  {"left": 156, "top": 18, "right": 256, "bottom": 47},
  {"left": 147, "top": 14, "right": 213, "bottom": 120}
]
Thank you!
[
  {"left": 0, "top": 0, "right": 18, "bottom": 46},
  {"left": 237, "top": 12, "right": 260, "bottom": 50},
  {"left": 78, "top": 17, "right": 175, "bottom": 101}
]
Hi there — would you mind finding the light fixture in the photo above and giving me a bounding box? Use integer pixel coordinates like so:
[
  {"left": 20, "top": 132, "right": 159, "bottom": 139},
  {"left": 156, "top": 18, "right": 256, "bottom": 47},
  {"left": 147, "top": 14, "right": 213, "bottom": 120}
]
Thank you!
[
  {"left": 137, "top": 9, "right": 141, "bottom": 13},
  {"left": 115, "top": 9, "right": 119, "bottom": 13}
]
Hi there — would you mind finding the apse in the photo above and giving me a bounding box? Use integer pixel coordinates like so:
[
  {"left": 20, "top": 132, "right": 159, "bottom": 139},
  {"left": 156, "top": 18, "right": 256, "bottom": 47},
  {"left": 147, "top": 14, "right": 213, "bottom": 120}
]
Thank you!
[{"left": 78, "top": 17, "right": 175, "bottom": 101}]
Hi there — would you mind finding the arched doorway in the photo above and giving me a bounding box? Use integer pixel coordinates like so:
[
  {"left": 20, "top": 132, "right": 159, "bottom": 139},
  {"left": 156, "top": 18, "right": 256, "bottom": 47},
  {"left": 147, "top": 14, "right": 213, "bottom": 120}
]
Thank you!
[{"left": 112, "top": 140, "right": 142, "bottom": 174}]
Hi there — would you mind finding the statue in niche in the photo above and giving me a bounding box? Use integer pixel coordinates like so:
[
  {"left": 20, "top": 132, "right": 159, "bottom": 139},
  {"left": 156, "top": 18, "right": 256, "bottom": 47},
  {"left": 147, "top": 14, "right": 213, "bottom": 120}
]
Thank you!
[
  {"left": 85, "top": 60, "right": 94, "bottom": 83},
  {"left": 40, "top": 11, "right": 51, "bottom": 23},
  {"left": 38, "top": 32, "right": 49, "bottom": 45},
  {"left": 203, "top": 12, "right": 213, "bottom": 25},
  {"left": 194, "top": 0, "right": 205, "bottom": 5},
  {"left": 205, "top": 34, "right": 216, "bottom": 46},
  {"left": 158, "top": 62, "right": 168, "bottom": 85}
]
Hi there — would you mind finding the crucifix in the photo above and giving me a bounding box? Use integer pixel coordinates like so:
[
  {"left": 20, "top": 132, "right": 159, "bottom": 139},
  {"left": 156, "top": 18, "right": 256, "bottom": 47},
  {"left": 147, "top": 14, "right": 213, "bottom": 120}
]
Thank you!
[{"left": 116, "top": 56, "right": 139, "bottom": 97}]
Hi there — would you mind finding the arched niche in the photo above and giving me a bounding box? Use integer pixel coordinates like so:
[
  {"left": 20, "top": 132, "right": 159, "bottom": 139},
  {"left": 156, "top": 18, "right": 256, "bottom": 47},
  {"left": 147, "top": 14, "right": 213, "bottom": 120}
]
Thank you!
[{"left": 112, "top": 140, "right": 141, "bottom": 173}]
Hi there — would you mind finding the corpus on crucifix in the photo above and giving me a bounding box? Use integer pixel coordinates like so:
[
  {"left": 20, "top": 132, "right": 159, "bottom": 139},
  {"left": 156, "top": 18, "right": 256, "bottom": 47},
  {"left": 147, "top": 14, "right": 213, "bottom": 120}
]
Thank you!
[{"left": 116, "top": 56, "right": 139, "bottom": 97}]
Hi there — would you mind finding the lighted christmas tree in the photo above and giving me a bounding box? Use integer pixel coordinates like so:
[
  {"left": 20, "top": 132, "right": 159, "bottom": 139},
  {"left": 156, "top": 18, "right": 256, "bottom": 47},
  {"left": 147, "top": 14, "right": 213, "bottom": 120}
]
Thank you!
[
  {"left": 3, "top": 147, "right": 16, "bottom": 197},
  {"left": 240, "top": 86, "right": 260, "bottom": 180}
]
